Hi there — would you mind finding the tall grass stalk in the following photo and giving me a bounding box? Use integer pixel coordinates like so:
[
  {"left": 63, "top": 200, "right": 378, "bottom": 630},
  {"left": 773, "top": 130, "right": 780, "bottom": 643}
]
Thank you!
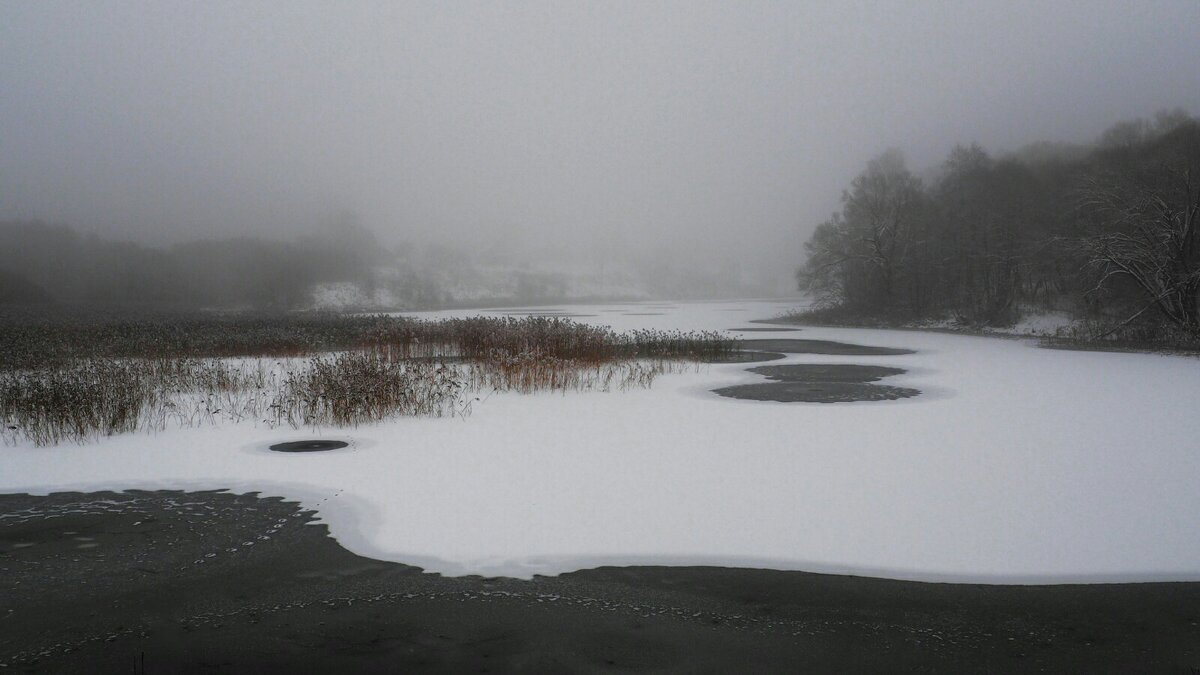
[{"left": 1, "top": 311, "right": 735, "bottom": 445}]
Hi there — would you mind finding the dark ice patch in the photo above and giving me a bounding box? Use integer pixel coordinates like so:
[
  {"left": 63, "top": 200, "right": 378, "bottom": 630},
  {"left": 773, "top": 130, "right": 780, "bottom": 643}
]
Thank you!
[
  {"left": 713, "top": 381, "right": 919, "bottom": 403},
  {"left": 713, "top": 362, "right": 919, "bottom": 403},
  {"left": 739, "top": 339, "right": 914, "bottom": 356},
  {"left": 702, "top": 351, "right": 787, "bottom": 364},
  {"left": 499, "top": 312, "right": 598, "bottom": 318},
  {"left": 270, "top": 440, "right": 350, "bottom": 453},
  {"left": 747, "top": 364, "right": 906, "bottom": 383}
]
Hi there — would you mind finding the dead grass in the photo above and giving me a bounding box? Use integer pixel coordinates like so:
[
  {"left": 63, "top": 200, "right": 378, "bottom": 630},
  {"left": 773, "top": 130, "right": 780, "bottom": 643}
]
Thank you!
[{"left": 0, "top": 309, "right": 735, "bottom": 445}]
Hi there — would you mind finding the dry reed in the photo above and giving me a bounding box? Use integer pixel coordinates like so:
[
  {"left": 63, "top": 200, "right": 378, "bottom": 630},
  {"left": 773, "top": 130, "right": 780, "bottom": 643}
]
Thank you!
[{"left": 0, "top": 309, "right": 736, "bottom": 445}]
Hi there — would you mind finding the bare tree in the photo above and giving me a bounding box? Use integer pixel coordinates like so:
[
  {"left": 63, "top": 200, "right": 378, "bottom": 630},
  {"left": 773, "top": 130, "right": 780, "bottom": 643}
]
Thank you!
[
  {"left": 843, "top": 150, "right": 923, "bottom": 303},
  {"left": 1081, "top": 160, "right": 1200, "bottom": 335},
  {"left": 797, "top": 150, "right": 923, "bottom": 312}
]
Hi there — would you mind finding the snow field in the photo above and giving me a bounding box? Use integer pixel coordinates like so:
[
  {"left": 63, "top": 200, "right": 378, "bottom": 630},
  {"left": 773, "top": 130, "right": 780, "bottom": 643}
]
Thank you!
[{"left": 2, "top": 300, "right": 1199, "bottom": 583}]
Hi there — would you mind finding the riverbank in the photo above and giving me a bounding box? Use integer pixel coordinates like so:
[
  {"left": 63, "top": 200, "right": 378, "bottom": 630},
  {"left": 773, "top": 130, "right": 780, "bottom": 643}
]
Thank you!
[
  {"left": 765, "top": 309, "right": 1200, "bottom": 356},
  {"left": 2, "top": 489, "right": 1198, "bottom": 673}
]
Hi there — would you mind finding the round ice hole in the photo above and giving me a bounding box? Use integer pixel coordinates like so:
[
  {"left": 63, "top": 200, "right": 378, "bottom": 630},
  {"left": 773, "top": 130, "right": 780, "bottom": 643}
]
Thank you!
[{"left": 269, "top": 440, "right": 349, "bottom": 453}]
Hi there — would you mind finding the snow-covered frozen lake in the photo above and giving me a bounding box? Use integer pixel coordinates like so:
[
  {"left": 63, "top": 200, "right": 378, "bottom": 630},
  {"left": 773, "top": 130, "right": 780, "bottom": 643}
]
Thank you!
[{"left": 3, "top": 299, "right": 1199, "bottom": 583}]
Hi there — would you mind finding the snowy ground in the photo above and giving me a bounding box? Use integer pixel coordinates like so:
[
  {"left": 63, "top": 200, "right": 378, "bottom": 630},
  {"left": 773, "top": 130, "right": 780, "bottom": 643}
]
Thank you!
[{"left": 3, "top": 299, "right": 1199, "bottom": 583}]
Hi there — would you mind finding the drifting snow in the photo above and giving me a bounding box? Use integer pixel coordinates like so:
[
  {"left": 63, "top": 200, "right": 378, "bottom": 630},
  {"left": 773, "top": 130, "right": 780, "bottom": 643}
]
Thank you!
[{"left": 3, "top": 299, "right": 1200, "bottom": 583}]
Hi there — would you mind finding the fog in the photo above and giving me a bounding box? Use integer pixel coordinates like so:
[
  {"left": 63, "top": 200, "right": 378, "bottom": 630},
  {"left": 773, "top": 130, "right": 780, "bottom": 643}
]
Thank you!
[{"left": 2, "top": 1, "right": 1199, "bottom": 301}]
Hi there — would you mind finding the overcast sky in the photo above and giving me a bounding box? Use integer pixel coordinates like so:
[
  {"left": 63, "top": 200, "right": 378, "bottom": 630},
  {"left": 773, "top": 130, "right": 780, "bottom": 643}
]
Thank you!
[{"left": 2, "top": 1, "right": 1198, "bottom": 275}]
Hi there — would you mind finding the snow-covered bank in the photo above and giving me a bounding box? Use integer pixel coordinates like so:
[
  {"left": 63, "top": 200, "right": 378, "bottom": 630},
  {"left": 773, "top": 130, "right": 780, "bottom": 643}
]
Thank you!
[{"left": 3, "top": 299, "right": 1199, "bottom": 583}]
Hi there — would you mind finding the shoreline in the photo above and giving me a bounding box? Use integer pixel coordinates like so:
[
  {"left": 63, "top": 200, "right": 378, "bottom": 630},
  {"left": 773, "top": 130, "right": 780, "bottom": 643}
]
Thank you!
[
  {"left": 3, "top": 489, "right": 1199, "bottom": 673},
  {"left": 759, "top": 316, "right": 1200, "bottom": 356}
]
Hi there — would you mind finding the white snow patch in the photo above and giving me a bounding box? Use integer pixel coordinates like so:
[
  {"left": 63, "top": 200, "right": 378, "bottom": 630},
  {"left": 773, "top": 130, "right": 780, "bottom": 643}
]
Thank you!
[
  {"left": 310, "top": 281, "right": 400, "bottom": 310},
  {"left": 1006, "top": 311, "right": 1077, "bottom": 337},
  {"left": 3, "top": 299, "right": 1200, "bottom": 584}
]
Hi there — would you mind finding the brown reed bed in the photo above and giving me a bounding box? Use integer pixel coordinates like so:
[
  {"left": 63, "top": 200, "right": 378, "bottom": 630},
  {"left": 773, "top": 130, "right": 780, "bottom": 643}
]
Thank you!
[
  {"left": 461, "top": 349, "right": 681, "bottom": 394},
  {"left": 0, "top": 308, "right": 737, "bottom": 368},
  {"left": 273, "top": 353, "right": 465, "bottom": 427},
  {"left": 0, "top": 357, "right": 273, "bottom": 446},
  {"left": 0, "top": 309, "right": 736, "bottom": 445},
  {"left": 0, "top": 359, "right": 157, "bottom": 446}
]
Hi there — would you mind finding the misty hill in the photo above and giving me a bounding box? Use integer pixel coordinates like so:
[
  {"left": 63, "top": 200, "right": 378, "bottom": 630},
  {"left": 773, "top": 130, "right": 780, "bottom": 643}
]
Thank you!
[
  {"left": 0, "top": 220, "right": 378, "bottom": 310},
  {"left": 0, "top": 221, "right": 788, "bottom": 311}
]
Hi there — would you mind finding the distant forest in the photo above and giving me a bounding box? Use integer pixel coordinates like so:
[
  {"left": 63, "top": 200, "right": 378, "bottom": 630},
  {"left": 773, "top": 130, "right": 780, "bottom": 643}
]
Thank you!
[
  {"left": 0, "top": 220, "right": 382, "bottom": 310},
  {"left": 0, "top": 218, "right": 778, "bottom": 311},
  {"left": 797, "top": 109, "right": 1200, "bottom": 341}
]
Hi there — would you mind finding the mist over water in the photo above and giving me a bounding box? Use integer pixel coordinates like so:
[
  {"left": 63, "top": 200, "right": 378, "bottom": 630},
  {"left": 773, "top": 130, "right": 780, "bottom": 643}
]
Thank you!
[
  {"left": 2, "top": 1, "right": 1198, "bottom": 305},
  {"left": 5, "top": 7, "right": 1200, "bottom": 668}
]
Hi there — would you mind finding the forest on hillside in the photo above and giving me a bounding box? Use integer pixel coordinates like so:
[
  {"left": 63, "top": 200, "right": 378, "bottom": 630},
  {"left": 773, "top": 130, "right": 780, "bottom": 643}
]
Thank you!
[
  {"left": 0, "top": 219, "right": 383, "bottom": 310},
  {"left": 797, "top": 109, "right": 1200, "bottom": 343},
  {"left": 0, "top": 219, "right": 778, "bottom": 311}
]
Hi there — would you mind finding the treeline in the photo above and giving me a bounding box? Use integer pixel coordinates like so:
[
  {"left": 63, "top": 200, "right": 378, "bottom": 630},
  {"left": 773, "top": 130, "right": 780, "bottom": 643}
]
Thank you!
[
  {"left": 0, "top": 220, "right": 381, "bottom": 309},
  {"left": 0, "top": 220, "right": 779, "bottom": 311},
  {"left": 797, "top": 109, "right": 1200, "bottom": 339}
]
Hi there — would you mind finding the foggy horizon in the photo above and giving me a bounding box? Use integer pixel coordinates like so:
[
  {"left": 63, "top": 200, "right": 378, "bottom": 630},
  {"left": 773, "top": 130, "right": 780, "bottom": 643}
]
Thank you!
[
  {"left": 6, "top": 5, "right": 1200, "bottom": 668},
  {"left": 3, "top": 1, "right": 1199, "bottom": 284}
]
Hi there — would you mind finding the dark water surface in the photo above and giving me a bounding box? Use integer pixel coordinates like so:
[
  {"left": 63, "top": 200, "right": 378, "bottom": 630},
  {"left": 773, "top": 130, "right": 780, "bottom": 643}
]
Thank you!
[
  {"left": 2, "top": 490, "right": 1197, "bottom": 673},
  {"left": 713, "top": 351, "right": 920, "bottom": 403},
  {"left": 739, "top": 338, "right": 915, "bottom": 356},
  {"left": 269, "top": 440, "right": 349, "bottom": 453}
]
